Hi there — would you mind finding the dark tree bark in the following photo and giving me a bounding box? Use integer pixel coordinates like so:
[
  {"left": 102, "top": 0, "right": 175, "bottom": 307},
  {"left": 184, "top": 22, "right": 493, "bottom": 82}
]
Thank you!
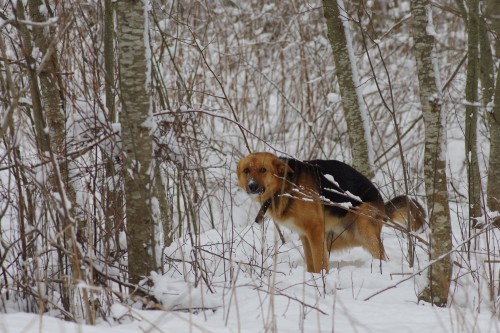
[
  {"left": 485, "top": 0, "right": 500, "bottom": 212},
  {"left": 464, "top": 0, "right": 482, "bottom": 223}
]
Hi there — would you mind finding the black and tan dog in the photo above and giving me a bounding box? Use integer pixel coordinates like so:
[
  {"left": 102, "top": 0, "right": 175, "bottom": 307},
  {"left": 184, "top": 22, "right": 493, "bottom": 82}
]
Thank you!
[{"left": 237, "top": 152, "right": 425, "bottom": 273}]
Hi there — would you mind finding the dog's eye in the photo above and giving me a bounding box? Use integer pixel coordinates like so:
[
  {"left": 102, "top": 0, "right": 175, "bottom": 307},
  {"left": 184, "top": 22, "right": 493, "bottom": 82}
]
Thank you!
[
  {"left": 243, "top": 168, "right": 250, "bottom": 174},
  {"left": 259, "top": 167, "right": 266, "bottom": 173}
]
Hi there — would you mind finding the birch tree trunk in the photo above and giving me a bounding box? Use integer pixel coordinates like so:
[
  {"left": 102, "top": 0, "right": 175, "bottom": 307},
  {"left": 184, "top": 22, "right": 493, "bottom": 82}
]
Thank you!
[
  {"left": 19, "top": 0, "right": 89, "bottom": 319},
  {"left": 485, "top": 0, "right": 500, "bottom": 212},
  {"left": 410, "top": 0, "right": 452, "bottom": 307},
  {"left": 116, "top": 0, "right": 159, "bottom": 289},
  {"left": 464, "top": 0, "right": 482, "bottom": 223},
  {"left": 322, "top": 0, "right": 374, "bottom": 179}
]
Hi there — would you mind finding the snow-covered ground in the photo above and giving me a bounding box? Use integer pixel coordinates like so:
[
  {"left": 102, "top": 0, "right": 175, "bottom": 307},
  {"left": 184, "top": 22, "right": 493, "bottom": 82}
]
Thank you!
[{"left": 2, "top": 198, "right": 499, "bottom": 332}]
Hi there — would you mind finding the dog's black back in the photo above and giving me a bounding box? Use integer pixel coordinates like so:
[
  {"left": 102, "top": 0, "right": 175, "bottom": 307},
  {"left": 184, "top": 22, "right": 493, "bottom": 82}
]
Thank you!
[{"left": 282, "top": 158, "right": 383, "bottom": 217}]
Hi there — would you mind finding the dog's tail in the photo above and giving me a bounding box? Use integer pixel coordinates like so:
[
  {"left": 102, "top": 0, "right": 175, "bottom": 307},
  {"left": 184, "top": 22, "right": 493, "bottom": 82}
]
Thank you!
[{"left": 385, "top": 195, "right": 426, "bottom": 231}]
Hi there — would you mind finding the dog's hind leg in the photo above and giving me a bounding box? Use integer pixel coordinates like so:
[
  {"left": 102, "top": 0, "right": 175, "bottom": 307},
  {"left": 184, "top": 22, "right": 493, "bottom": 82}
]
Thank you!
[
  {"left": 300, "top": 236, "right": 314, "bottom": 272},
  {"left": 352, "top": 204, "right": 386, "bottom": 261},
  {"left": 356, "top": 217, "right": 386, "bottom": 260}
]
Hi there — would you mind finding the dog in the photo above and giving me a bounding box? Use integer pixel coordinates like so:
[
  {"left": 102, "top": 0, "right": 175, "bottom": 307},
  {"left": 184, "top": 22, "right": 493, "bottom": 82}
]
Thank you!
[{"left": 237, "top": 152, "right": 425, "bottom": 273}]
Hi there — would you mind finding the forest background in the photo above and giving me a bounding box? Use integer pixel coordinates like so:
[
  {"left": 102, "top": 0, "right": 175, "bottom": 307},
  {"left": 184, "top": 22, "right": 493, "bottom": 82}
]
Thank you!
[{"left": 0, "top": 0, "right": 500, "bottom": 332}]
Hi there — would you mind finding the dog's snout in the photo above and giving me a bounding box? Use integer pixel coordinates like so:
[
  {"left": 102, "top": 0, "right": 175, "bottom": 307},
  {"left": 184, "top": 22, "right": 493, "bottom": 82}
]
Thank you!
[{"left": 248, "top": 180, "right": 260, "bottom": 194}]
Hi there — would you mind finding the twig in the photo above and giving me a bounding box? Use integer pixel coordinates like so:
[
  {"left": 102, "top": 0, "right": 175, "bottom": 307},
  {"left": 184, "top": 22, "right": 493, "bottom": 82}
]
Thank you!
[
  {"left": 188, "top": 27, "right": 252, "bottom": 154},
  {"left": 254, "top": 286, "right": 328, "bottom": 315},
  {"left": 154, "top": 109, "right": 289, "bottom": 157}
]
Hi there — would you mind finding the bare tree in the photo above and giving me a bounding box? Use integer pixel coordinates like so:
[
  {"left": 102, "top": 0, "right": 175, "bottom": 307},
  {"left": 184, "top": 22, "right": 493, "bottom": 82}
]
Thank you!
[
  {"left": 27, "top": 0, "right": 64, "bottom": 153},
  {"left": 116, "top": 0, "right": 161, "bottom": 289},
  {"left": 464, "top": 0, "right": 482, "bottom": 223},
  {"left": 14, "top": 1, "right": 49, "bottom": 152},
  {"left": 485, "top": 0, "right": 500, "bottom": 213},
  {"left": 14, "top": 0, "right": 92, "bottom": 320},
  {"left": 410, "top": 0, "right": 453, "bottom": 307},
  {"left": 322, "top": 0, "right": 374, "bottom": 179},
  {"left": 102, "top": 0, "right": 125, "bottom": 262}
]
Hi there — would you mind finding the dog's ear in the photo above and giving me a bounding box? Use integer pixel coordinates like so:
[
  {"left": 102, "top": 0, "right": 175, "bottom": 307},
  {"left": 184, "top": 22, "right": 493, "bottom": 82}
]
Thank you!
[
  {"left": 236, "top": 159, "right": 242, "bottom": 174},
  {"left": 273, "top": 158, "right": 294, "bottom": 177}
]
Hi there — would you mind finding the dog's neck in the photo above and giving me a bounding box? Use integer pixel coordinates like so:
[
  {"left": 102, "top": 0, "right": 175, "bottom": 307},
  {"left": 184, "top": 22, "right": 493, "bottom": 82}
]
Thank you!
[
  {"left": 254, "top": 188, "right": 292, "bottom": 224},
  {"left": 254, "top": 198, "right": 271, "bottom": 223}
]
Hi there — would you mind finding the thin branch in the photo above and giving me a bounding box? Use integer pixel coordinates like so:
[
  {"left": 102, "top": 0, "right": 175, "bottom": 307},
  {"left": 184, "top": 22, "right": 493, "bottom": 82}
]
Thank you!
[{"left": 188, "top": 27, "right": 252, "bottom": 154}]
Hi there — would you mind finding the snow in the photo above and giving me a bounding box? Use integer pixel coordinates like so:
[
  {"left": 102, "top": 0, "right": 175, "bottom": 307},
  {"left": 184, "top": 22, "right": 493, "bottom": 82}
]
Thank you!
[
  {"left": 344, "top": 190, "right": 362, "bottom": 202},
  {"left": 151, "top": 195, "right": 164, "bottom": 267},
  {"left": 327, "top": 92, "right": 340, "bottom": 104},
  {"left": 324, "top": 174, "right": 339, "bottom": 187},
  {"left": 426, "top": 18, "right": 437, "bottom": 37},
  {"left": 1, "top": 222, "right": 498, "bottom": 332}
]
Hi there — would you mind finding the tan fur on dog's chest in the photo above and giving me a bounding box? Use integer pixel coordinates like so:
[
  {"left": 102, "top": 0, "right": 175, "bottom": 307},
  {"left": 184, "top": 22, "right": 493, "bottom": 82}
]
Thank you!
[{"left": 268, "top": 194, "right": 345, "bottom": 237}]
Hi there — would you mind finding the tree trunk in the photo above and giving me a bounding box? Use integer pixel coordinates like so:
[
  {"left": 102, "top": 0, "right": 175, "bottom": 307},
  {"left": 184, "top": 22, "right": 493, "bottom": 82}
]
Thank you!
[
  {"left": 410, "top": 0, "right": 453, "bottom": 307},
  {"left": 478, "top": 12, "right": 494, "bottom": 108},
  {"left": 464, "top": 0, "right": 482, "bottom": 224},
  {"left": 485, "top": 0, "right": 500, "bottom": 212},
  {"left": 104, "top": 0, "right": 116, "bottom": 122},
  {"left": 102, "top": 0, "right": 125, "bottom": 261},
  {"left": 322, "top": 0, "right": 374, "bottom": 179},
  {"left": 153, "top": 162, "right": 172, "bottom": 250},
  {"left": 116, "top": 0, "right": 158, "bottom": 289},
  {"left": 20, "top": 0, "right": 89, "bottom": 320},
  {"left": 28, "top": 0, "right": 65, "bottom": 153},
  {"left": 14, "top": 1, "right": 50, "bottom": 152}
]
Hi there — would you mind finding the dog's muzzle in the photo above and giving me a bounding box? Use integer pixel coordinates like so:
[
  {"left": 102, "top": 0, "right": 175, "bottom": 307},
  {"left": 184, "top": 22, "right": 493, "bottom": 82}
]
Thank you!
[{"left": 247, "top": 179, "right": 264, "bottom": 195}]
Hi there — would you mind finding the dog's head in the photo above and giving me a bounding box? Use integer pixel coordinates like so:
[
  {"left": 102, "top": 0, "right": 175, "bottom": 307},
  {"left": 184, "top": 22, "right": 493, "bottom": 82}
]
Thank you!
[{"left": 237, "top": 152, "right": 294, "bottom": 202}]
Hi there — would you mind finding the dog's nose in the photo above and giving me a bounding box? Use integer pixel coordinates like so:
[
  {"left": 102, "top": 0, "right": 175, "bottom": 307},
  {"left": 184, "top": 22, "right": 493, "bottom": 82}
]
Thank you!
[{"left": 248, "top": 181, "right": 259, "bottom": 194}]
